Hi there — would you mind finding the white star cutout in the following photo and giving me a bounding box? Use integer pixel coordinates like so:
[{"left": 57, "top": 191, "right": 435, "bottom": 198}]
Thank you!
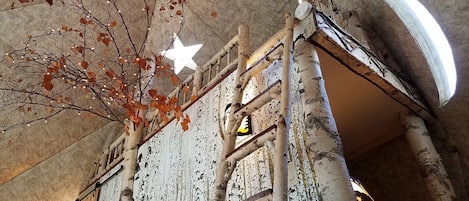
[{"left": 160, "top": 33, "right": 203, "bottom": 75}]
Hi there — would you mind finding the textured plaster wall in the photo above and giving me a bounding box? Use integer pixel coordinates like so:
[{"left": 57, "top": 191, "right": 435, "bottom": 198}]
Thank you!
[
  {"left": 131, "top": 60, "right": 321, "bottom": 200},
  {"left": 349, "top": 136, "right": 431, "bottom": 201},
  {"left": 0, "top": 121, "right": 122, "bottom": 201}
]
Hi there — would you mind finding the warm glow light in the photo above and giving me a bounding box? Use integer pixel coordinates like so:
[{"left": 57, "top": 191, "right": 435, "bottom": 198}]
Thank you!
[
  {"left": 386, "top": 0, "right": 457, "bottom": 106},
  {"left": 160, "top": 33, "right": 202, "bottom": 75}
]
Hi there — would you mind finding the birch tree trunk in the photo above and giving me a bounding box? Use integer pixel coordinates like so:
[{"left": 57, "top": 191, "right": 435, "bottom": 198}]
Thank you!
[
  {"left": 212, "top": 24, "right": 249, "bottom": 201},
  {"left": 119, "top": 118, "right": 143, "bottom": 201},
  {"left": 272, "top": 12, "right": 294, "bottom": 201},
  {"left": 294, "top": 39, "right": 355, "bottom": 201},
  {"left": 401, "top": 113, "right": 456, "bottom": 201}
]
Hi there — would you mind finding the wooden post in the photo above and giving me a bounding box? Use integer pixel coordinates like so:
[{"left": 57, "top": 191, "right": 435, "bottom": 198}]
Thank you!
[
  {"left": 272, "top": 13, "right": 294, "bottom": 201},
  {"left": 401, "top": 113, "right": 456, "bottom": 201},
  {"left": 212, "top": 24, "right": 249, "bottom": 201},
  {"left": 294, "top": 39, "right": 355, "bottom": 201},
  {"left": 193, "top": 66, "right": 203, "bottom": 95},
  {"left": 119, "top": 118, "right": 144, "bottom": 201}
]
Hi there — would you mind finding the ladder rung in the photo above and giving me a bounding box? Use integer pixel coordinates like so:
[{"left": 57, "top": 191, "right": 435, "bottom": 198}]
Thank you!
[
  {"left": 226, "top": 125, "right": 277, "bottom": 162},
  {"left": 234, "top": 80, "right": 281, "bottom": 120},
  {"left": 245, "top": 189, "right": 273, "bottom": 201}
]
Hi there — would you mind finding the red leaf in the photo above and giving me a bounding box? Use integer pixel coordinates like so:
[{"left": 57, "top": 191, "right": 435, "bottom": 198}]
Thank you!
[
  {"left": 71, "top": 46, "right": 85, "bottom": 54},
  {"left": 148, "top": 89, "right": 157, "bottom": 98},
  {"left": 43, "top": 81, "right": 54, "bottom": 91},
  {"left": 102, "top": 38, "right": 111, "bottom": 47},
  {"left": 87, "top": 71, "right": 96, "bottom": 78},
  {"left": 159, "top": 6, "right": 165, "bottom": 11},
  {"left": 105, "top": 70, "right": 115, "bottom": 79},
  {"left": 80, "top": 61, "right": 88, "bottom": 69},
  {"left": 80, "top": 18, "right": 87, "bottom": 24}
]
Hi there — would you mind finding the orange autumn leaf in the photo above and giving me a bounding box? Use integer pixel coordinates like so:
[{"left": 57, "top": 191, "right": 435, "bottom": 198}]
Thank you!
[
  {"left": 71, "top": 46, "right": 85, "bottom": 54},
  {"left": 110, "top": 21, "right": 117, "bottom": 28},
  {"left": 170, "top": 75, "right": 179, "bottom": 85},
  {"left": 105, "top": 70, "right": 116, "bottom": 79},
  {"left": 17, "top": 106, "right": 24, "bottom": 112},
  {"left": 176, "top": 10, "right": 182, "bottom": 16},
  {"left": 181, "top": 114, "right": 190, "bottom": 131},
  {"left": 211, "top": 11, "right": 218, "bottom": 18},
  {"left": 148, "top": 89, "right": 157, "bottom": 98},
  {"left": 81, "top": 61, "right": 88, "bottom": 69},
  {"left": 191, "top": 94, "right": 198, "bottom": 102},
  {"left": 175, "top": 106, "right": 182, "bottom": 121},
  {"left": 119, "top": 57, "right": 126, "bottom": 64},
  {"left": 87, "top": 71, "right": 97, "bottom": 83},
  {"left": 43, "top": 81, "right": 54, "bottom": 91},
  {"left": 98, "top": 62, "right": 105, "bottom": 68},
  {"left": 80, "top": 18, "right": 87, "bottom": 24}
]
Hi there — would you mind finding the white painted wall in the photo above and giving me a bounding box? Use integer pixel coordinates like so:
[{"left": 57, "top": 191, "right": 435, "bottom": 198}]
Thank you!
[
  {"left": 98, "top": 165, "right": 123, "bottom": 201},
  {"left": 97, "top": 60, "right": 321, "bottom": 200}
]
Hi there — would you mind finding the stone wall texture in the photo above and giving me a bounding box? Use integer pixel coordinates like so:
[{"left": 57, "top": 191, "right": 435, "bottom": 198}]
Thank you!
[{"left": 349, "top": 136, "right": 431, "bottom": 201}]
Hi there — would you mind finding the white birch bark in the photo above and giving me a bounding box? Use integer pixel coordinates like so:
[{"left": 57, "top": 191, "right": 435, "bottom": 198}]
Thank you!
[
  {"left": 212, "top": 24, "right": 249, "bottom": 201},
  {"left": 401, "top": 113, "right": 456, "bottom": 201},
  {"left": 119, "top": 119, "right": 143, "bottom": 201},
  {"left": 272, "top": 12, "right": 294, "bottom": 201},
  {"left": 294, "top": 39, "right": 355, "bottom": 201}
]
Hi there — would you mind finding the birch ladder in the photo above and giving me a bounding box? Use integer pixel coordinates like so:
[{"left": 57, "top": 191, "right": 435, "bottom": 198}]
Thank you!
[{"left": 212, "top": 13, "right": 294, "bottom": 201}]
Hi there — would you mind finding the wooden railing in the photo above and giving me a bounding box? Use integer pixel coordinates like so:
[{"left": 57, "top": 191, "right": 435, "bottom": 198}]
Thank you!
[
  {"left": 78, "top": 133, "right": 125, "bottom": 200},
  {"left": 79, "top": 19, "right": 292, "bottom": 200},
  {"left": 144, "top": 34, "right": 240, "bottom": 140}
]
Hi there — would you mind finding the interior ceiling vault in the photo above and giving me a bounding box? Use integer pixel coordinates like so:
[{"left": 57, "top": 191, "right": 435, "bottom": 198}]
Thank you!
[{"left": 0, "top": 0, "right": 468, "bottom": 200}]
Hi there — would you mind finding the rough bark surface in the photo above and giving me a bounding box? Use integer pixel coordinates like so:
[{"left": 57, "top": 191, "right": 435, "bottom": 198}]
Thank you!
[
  {"left": 402, "top": 113, "right": 456, "bottom": 201},
  {"left": 294, "top": 39, "right": 355, "bottom": 201}
]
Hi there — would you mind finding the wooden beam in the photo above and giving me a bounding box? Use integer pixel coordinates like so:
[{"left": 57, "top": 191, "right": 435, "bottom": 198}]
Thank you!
[{"left": 310, "top": 11, "right": 434, "bottom": 122}]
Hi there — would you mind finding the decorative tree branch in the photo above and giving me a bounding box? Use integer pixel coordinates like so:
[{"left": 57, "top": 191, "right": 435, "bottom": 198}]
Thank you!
[{"left": 0, "top": 0, "right": 190, "bottom": 134}]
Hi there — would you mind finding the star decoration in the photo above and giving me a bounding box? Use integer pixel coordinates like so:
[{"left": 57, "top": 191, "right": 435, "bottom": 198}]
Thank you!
[{"left": 160, "top": 33, "right": 203, "bottom": 75}]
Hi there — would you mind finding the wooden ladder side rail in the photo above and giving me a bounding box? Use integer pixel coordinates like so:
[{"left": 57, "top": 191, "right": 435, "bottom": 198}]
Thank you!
[
  {"left": 272, "top": 12, "right": 294, "bottom": 201},
  {"left": 212, "top": 24, "right": 250, "bottom": 201},
  {"left": 225, "top": 125, "right": 277, "bottom": 163},
  {"left": 233, "top": 80, "right": 282, "bottom": 121}
]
